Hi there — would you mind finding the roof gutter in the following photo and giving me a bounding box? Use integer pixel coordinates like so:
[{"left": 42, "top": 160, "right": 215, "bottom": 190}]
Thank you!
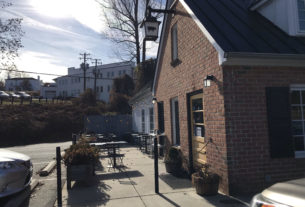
[{"left": 222, "top": 52, "right": 305, "bottom": 67}]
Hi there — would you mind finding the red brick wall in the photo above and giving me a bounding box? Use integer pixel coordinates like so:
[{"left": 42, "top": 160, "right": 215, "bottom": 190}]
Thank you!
[
  {"left": 223, "top": 66, "right": 305, "bottom": 194},
  {"left": 154, "top": 2, "right": 229, "bottom": 194}
]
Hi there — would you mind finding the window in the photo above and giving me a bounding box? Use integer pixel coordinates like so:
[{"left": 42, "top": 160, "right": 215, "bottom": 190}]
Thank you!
[
  {"left": 171, "top": 23, "right": 178, "bottom": 63},
  {"left": 119, "top": 71, "right": 121, "bottom": 76},
  {"left": 112, "top": 71, "right": 114, "bottom": 77},
  {"left": 291, "top": 88, "right": 305, "bottom": 154},
  {"left": 96, "top": 86, "right": 99, "bottom": 92},
  {"left": 100, "top": 73, "right": 103, "bottom": 78},
  {"left": 149, "top": 108, "right": 154, "bottom": 133},
  {"left": 100, "top": 86, "right": 103, "bottom": 93},
  {"left": 107, "top": 72, "right": 110, "bottom": 78},
  {"left": 142, "top": 109, "right": 145, "bottom": 133},
  {"left": 107, "top": 85, "right": 110, "bottom": 92},
  {"left": 123, "top": 70, "right": 126, "bottom": 74},
  {"left": 298, "top": 0, "right": 305, "bottom": 31}
]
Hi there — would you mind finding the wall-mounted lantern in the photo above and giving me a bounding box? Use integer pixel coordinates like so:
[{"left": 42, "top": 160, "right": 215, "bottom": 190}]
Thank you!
[
  {"left": 204, "top": 75, "right": 215, "bottom": 87},
  {"left": 152, "top": 97, "right": 157, "bottom": 104},
  {"left": 142, "top": 6, "right": 175, "bottom": 41}
]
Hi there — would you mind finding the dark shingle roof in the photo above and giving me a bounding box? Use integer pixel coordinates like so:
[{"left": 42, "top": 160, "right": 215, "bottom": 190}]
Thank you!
[{"left": 184, "top": 0, "right": 305, "bottom": 54}]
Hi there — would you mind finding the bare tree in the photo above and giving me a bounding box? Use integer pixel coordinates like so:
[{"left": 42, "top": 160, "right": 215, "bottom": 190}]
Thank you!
[
  {"left": 0, "top": 1, "right": 23, "bottom": 74},
  {"left": 96, "top": 0, "right": 164, "bottom": 64}
]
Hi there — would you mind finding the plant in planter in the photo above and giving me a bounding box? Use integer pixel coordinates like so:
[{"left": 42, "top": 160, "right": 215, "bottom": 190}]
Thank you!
[
  {"left": 164, "top": 146, "right": 182, "bottom": 176},
  {"left": 192, "top": 164, "right": 220, "bottom": 196},
  {"left": 63, "top": 139, "right": 100, "bottom": 189}
]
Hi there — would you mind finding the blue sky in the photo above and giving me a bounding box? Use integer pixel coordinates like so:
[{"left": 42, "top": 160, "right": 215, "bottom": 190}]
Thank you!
[{"left": 1, "top": 0, "right": 158, "bottom": 82}]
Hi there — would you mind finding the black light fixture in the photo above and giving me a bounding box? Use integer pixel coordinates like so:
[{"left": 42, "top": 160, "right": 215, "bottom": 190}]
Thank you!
[
  {"left": 204, "top": 75, "right": 215, "bottom": 87},
  {"left": 152, "top": 97, "right": 157, "bottom": 104},
  {"left": 142, "top": 6, "right": 175, "bottom": 41}
]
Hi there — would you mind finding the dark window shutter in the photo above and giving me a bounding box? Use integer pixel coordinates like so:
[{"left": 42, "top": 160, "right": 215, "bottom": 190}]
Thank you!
[
  {"left": 266, "top": 87, "right": 294, "bottom": 158},
  {"left": 157, "top": 102, "right": 165, "bottom": 133}
]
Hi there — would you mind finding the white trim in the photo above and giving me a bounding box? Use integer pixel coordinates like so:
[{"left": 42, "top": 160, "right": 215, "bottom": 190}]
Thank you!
[
  {"left": 223, "top": 52, "right": 305, "bottom": 67},
  {"left": 295, "top": 151, "right": 305, "bottom": 158},
  {"left": 290, "top": 84, "right": 305, "bottom": 89},
  {"left": 250, "top": 0, "right": 271, "bottom": 11},
  {"left": 153, "top": 1, "right": 171, "bottom": 97},
  {"left": 179, "top": 0, "right": 226, "bottom": 65}
]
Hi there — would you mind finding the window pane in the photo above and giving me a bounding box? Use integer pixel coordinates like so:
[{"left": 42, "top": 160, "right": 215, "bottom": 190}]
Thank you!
[
  {"left": 302, "top": 91, "right": 305, "bottom": 104},
  {"left": 192, "top": 98, "right": 203, "bottom": 110},
  {"left": 294, "top": 136, "right": 305, "bottom": 151},
  {"left": 301, "top": 21, "right": 305, "bottom": 30},
  {"left": 291, "top": 106, "right": 302, "bottom": 120},
  {"left": 291, "top": 91, "right": 301, "bottom": 104},
  {"left": 292, "top": 121, "right": 303, "bottom": 135},
  {"left": 298, "top": 0, "right": 305, "bottom": 10},
  {"left": 193, "top": 125, "right": 204, "bottom": 137},
  {"left": 193, "top": 112, "right": 203, "bottom": 123}
]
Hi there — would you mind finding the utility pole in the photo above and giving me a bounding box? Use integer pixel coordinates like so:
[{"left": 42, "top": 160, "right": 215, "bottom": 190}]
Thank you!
[
  {"left": 79, "top": 53, "right": 91, "bottom": 91},
  {"left": 91, "top": 58, "right": 102, "bottom": 97}
]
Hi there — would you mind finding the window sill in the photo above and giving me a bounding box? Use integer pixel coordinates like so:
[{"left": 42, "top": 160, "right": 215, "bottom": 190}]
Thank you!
[
  {"left": 170, "top": 59, "right": 181, "bottom": 67},
  {"left": 295, "top": 151, "right": 305, "bottom": 158}
]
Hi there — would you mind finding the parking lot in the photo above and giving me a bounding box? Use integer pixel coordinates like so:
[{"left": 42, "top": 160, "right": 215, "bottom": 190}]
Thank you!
[{"left": 1, "top": 141, "right": 71, "bottom": 207}]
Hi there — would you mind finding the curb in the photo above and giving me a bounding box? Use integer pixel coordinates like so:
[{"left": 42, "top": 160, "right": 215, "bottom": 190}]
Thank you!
[
  {"left": 39, "top": 151, "right": 65, "bottom": 177},
  {"left": 30, "top": 179, "right": 39, "bottom": 193},
  {"left": 40, "top": 160, "right": 56, "bottom": 176}
]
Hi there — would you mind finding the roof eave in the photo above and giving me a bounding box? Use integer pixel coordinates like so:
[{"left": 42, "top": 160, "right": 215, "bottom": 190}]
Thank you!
[{"left": 223, "top": 52, "right": 305, "bottom": 67}]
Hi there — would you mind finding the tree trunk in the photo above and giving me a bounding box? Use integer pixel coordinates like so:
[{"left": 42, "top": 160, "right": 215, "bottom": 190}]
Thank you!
[{"left": 134, "top": 0, "right": 140, "bottom": 65}]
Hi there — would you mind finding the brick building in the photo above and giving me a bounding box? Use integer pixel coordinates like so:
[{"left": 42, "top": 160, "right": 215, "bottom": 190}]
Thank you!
[{"left": 153, "top": 0, "right": 305, "bottom": 195}]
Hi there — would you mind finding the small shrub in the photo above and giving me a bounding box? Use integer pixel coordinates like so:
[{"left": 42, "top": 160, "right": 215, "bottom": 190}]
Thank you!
[
  {"left": 165, "top": 146, "right": 182, "bottom": 164},
  {"left": 63, "top": 139, "right": 100, "bottom": 166}
]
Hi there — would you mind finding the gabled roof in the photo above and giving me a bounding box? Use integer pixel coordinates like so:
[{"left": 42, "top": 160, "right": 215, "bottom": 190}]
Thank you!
[
  {"left": 153, "top": 0, "right": 305, "bottom": 96},
  {"left": 184, "top": 0, "right": 305, "bottom": 54}
]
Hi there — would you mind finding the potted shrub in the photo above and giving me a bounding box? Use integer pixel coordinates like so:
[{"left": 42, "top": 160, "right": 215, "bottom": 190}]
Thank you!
[
  {"left": 164, "top": 146, "right": 182, "bottom": 176},
  {"left": 63, "top": 139, "right": 100, "bottom": 189},
  {"left": 192, "top": 164, "right": 220, "bottom": 196}
]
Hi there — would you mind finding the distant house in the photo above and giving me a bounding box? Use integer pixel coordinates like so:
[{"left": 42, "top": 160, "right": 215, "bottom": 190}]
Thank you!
[
  {"left": 129, "top": 82, "right": 154, "bottom": 134},
  {"left": 54, "top": 61, "right": 134, "bottom": 102},
  {"left": 153, "top": 0, "right": 305, "bottom": 195},
  {"left": 5, "top": 76, "right": 41, "bottom": 91},
  {"left": 40, "top": 83, "right": 57, "bottom": 99}
]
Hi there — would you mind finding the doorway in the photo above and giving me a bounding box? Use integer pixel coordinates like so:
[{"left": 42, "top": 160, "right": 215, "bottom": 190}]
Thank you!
[{"left": 190, "top": 93, "right": 206, "bottom": 166}]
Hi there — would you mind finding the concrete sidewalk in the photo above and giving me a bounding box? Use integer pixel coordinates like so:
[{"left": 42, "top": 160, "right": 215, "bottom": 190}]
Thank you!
[{"left": 56, "top": 146, "right": 248, "bottom": 207}]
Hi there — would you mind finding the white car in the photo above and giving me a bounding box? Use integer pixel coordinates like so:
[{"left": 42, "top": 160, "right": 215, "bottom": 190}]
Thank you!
[
  {"left": 0, "top": 150, "right": 33, "bottom": 197},
  {"left": 15, "top": 91, "right": 31, "bottom": 99},
  {"left": 7, "top": 92, "right": 20, "bottom": 99},
  {"left": 0, "top": 91, "right": 9, "bottom": 99},
  {"left": 250, "top": 178, "right": 305, "bottom": 207}
]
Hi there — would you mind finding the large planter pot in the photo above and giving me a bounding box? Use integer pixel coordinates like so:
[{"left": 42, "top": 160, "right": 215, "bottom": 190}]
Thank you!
[
  {"left": 192, "top": 172, "right": 219, "bottom": 196},
  {"left": 66, "top": 164, "right": 94, "bottom": 189},
  {"left": 165, "top": 161, "right": 181, "bottom": 176}
]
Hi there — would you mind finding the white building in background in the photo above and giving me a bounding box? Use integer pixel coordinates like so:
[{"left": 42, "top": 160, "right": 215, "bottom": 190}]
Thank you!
[
  {"left": 5, "top": 76, "right": 42, "bottom": 91},
  {"left": 54, "top": 61, "right": 134, "bottom": 102},
  {"left": 40, "top": 83, "right": 57, "bottom": 99},
  {"left": 129, "top": 83, "right": 154, "bottom": 134}
]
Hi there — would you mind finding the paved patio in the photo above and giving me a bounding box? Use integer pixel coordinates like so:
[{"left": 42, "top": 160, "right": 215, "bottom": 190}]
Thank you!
[{"left": 56, "top": 146, "right": 249, "bottom": 207}]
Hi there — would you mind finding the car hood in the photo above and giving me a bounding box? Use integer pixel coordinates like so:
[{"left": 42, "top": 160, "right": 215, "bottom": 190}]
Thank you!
[
  {"left": 262, "top": 178, "right": 305, "bottom": 207},
  {"left": 0, "top": 149, "right": 30, "bottom": 162}
]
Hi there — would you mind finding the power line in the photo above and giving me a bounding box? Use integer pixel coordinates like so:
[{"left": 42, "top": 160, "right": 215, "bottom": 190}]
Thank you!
[{"left": 0, "top": 68, "right": 136, "bottom": 81}]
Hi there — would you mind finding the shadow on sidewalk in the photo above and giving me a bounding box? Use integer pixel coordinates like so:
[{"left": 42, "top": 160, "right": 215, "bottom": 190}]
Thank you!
[
  {"left": 95, "top": 170, "right": 143, "bottom": 180},
  {"left": 66, "top": 177, "right": 111, "bottom": 206},
  {"left": 159, "top": 173, "right": 192, "bottom": 189}
]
